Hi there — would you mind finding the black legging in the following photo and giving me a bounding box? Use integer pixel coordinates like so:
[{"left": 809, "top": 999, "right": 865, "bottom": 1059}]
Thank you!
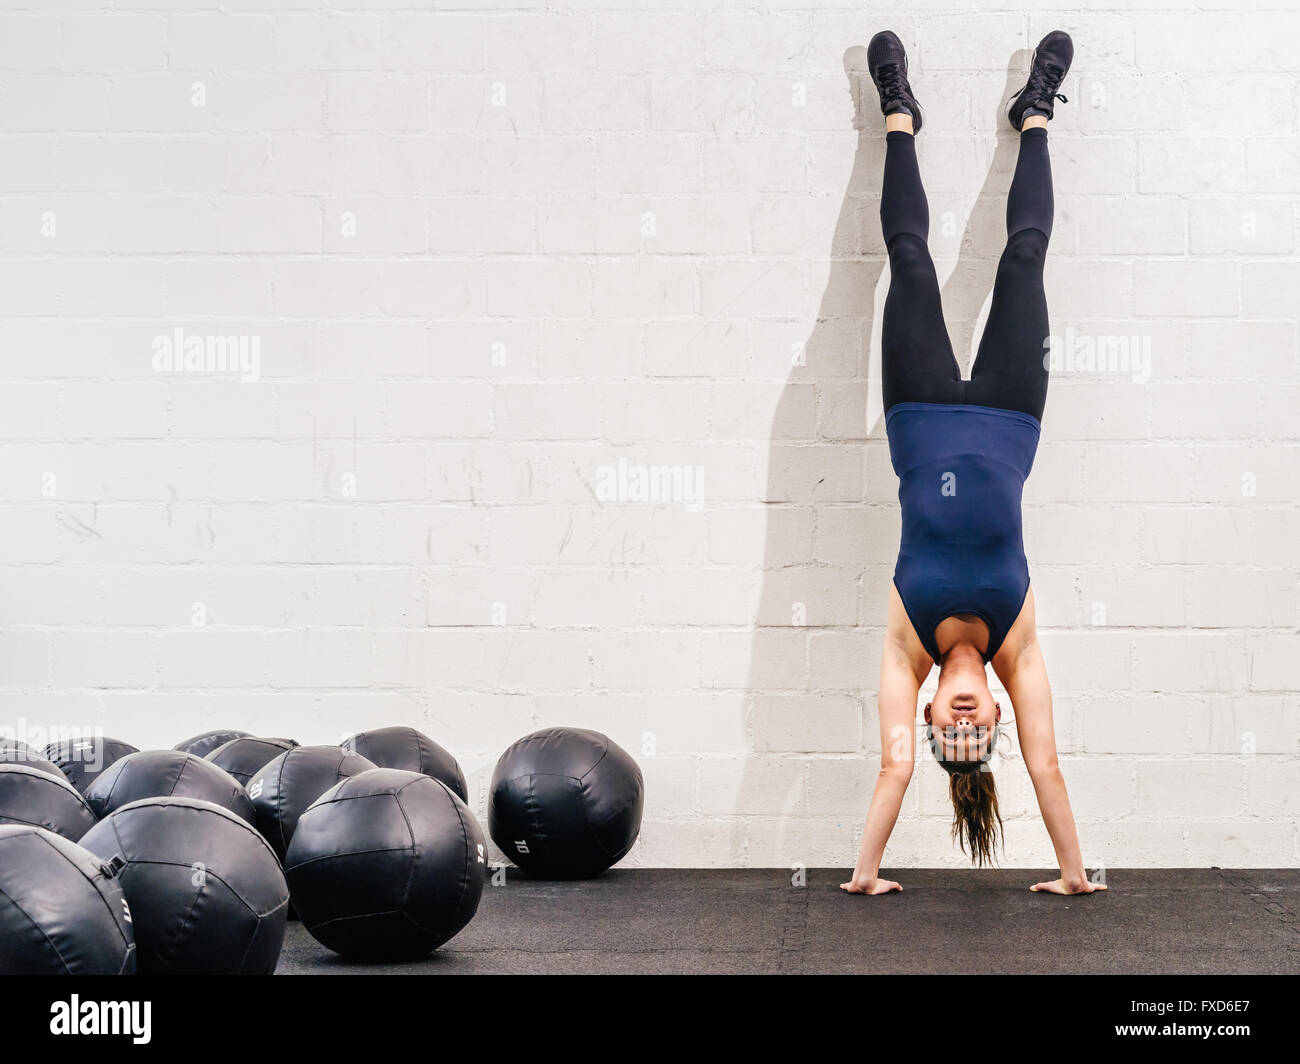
[{"left": 881, "top": 127, "right": 1053, "bottom": 422}]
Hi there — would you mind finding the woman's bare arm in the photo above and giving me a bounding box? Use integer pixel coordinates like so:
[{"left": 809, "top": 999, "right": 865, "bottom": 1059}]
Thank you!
[
  {"left": 841, "top": 594, "right": 925, "bottom": 895},
  {"left": 999, "top": 629, "right": 1106, "bottom": 895}
]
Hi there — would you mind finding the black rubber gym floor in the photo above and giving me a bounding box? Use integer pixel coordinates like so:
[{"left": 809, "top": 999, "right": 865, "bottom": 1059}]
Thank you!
[{"left": 275, "top": 868, "right": 1300, "bottom": 975}]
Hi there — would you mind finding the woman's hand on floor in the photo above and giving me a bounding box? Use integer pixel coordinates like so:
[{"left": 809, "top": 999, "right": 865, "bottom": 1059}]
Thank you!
[
  {"left": 1030, "top": 877, "right": 1108, "bottom": 895},
  {"left": 840, "top": 876, "right": 903, "bottom": 895}
]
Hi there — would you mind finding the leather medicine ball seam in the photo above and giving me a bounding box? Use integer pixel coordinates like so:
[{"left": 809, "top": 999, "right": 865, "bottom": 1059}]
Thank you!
[
  {"left": 106, "top": 798, "right": 288, "bottom": 913},
  {"left": 121, "top": 859, "right": 286, "bottom": 919},
  {"left": 0, "top": 881, "right": 78, "bottom": 972},
  {"left": 579, "top": 750, "right": 644, "bottom": 847},
  {"left": 159, "top": 883, "right": 206, "bottom": 968},
  {"left": 501, "top": 771, "right": 583, "bottom": 782},
  {"left": 34, "top": 831, "right": 135, "bottom": 970},
  {"left": 279, "top": 749, "right": 366, "bottom": 855},
  {"left": 580, "top": 758, "right": 645, "bottom": 861},
  {"left": 283, "top": 789, "right": 419, "bottom": 874},
  {"left": 269, "top": 753, "right": 291, "bottom": 856},
  {"left": 165, "top": 757, "right": 186, "bottom": 797},
  {"left": 106, "top": 834, "right": 288, "bottom": 916},
  {"left": 530, "top": 772, "right": 615, "bottom": 865},
  {"left": 494, "top": 772, "right": 561, "bottom": 869},
  {"left": 0, "top": 767, "right": 96, "bottom": 832},
  {"left": 0, "top": 883, "right": 78, "bottom": 974},
  {"left": 443, "top": 781, "right": 478, "bottom": 931},
  {"left": 576, "top": 744, "right": 611, "bottom": 782},
  {"left": 522, "top": 775, "right": 546, "bottom": 857},
  {"left": 399, "top": 777, "right": 475, "bottom": 940},
  {"left": 167, "top": 758, "right": 192, "bottom": 798},
  {"left": 227, "top": 886, "right": 287, "bottom": 974},
  {"left": 308, "top": 909, "right": 406, "bottom": 933},
  {"left": 284, "top": 844, "right": 413, "bottom": 872},
  {"left": 0, "top": 810, "right": 69, "bottom": 831},
  {"left": 156, "top": 854, "right": 277, "bottom": 967},
  {"left": 574, "top": 776, "right": 613, "bottom": 863},
  {"left": 97, "top": 764, "right": 123, "bottom": 810},
  {"left": 503, "top": 771, "right": 608, "bottom": 863},
  {"left": 150, "top": 869, "right": 283, "bottom": 972},
  {"left": 390, "top": 777, "right": 423, "bottom": 914},
  {"left": 121, "top": 795, "right": 284, "bottom": 866}
]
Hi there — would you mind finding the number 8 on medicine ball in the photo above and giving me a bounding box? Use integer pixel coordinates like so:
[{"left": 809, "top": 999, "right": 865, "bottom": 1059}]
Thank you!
[{"left": 489, "top": 727, "right": 644, "bottom": 879}]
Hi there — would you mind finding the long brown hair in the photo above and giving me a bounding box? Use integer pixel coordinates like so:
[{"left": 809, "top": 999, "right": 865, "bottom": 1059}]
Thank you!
[
  {"left": 928, "top": 720, "right": 1004, "bottom": 866},
  {"left": 943, "top": 764, "right": 1003, "bottom": 867}
]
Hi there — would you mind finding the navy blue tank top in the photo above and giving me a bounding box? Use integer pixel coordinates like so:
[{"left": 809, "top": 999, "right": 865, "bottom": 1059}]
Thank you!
[{"left": 885, "top": 402, "right": 1040, "bottom": 663}]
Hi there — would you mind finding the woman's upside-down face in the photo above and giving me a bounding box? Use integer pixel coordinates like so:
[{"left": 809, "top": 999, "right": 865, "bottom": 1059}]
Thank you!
[{"left": 925, "top": 667, "right": 1001, "bottom": 766}]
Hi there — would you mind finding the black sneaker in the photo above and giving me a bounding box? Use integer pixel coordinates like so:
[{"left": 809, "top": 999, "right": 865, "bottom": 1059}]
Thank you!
[
  {"left": 1007, "top": 30, "right": 1073, "bottom": 129},
  {"left": 868, "top": 30, "right": 923, "bottom": 133}
]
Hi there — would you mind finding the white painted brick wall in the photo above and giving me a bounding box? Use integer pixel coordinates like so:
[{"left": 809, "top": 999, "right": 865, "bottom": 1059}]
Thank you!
[{"left": 0, "top": 0, "right": 1295, "bottom": 870}]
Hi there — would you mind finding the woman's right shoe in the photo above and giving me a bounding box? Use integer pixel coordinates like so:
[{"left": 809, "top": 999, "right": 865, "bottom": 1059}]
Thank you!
[
  {"left": 868, "top": 30, "right": 924, "bottom": 133},
  {"left": 1007, "top": 30, "right": 1074, "bottom": 129}
]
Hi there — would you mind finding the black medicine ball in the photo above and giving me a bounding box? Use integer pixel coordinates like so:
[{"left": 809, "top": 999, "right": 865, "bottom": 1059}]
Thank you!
[
  {"left": 205, "top": 735, "right": 298, "bottom": 787},
  {"left": 79, "top": 797, "right": 288, "bottom": 975},
  {"left": 285, "top": 768, "right": 486, "bottom": 962},
  {"left": 44, "top": 736, "right": 138, "bottom": 794},
  {"left": 84, "top": 749, "right": 255, "bottom": 824},
  {"left": 0, "top": 825, "right": 136, "bottom": 974},
  {"left": 174, "top": 728, "right": 251, "bottom": 759},
  {"left": 489, "top": 727, "right": 644, "bottom": 879},
  {"left": 0, "top": 764, "right": 97, "bottom": 841},
  {"left": 0, "top": 740, "right": 69, "bottom": 781},
  {"left": 247, "top": 745, "right": 376, "bottom": 861},
  {"left": 341, "top": 726, "right": 468, "bottom": 801}
]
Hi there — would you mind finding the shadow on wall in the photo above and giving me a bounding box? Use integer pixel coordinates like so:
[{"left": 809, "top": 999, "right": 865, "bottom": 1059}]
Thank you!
[{"left": 735, "top": 50, "right": 1030, "bottom": 867}]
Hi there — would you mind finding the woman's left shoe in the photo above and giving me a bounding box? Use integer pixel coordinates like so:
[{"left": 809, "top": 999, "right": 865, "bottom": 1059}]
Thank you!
[
  {"left": 868, "top": 30, "right": 924, "bottom": 133},
  {"left": 1007, "top": 30, "right": 1073, "bottom": 130}
]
